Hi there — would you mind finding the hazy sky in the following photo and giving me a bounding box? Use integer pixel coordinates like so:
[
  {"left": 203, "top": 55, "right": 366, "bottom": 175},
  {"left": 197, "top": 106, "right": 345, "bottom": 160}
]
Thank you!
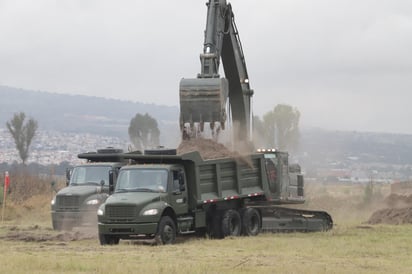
[{"left": 1, "top": 0, "right": 411, "bottom": 134}]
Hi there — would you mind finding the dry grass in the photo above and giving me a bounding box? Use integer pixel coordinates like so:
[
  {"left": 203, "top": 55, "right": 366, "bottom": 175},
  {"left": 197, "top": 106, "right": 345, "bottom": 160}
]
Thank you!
[
  {"left": 1, "top": 225, "right": 412, "bottom": 274},
  {"left": 1, "top": 178, "right": 411, "bottom": 273}
]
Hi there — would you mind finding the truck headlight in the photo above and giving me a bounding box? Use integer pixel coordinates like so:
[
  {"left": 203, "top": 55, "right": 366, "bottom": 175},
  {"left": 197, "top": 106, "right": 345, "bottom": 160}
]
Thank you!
[
  {"left": 97, "top": 205, "right": 105, "bottom": 216},
  {"left": 51, "top": 198, "right": 56, "bottom": 205},
  {"left": 142, "top": 209, "right": 158, "bottom": 216},
  {"left": 86, "top": 199, "right": 100, "bottom": 205}
]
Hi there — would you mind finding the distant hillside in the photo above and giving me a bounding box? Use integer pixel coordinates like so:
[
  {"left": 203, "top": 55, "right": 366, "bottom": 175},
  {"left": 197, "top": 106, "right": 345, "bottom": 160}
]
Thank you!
[
  {"left": 2, "top": 85, "right": 412, "bottom": 173},
  {"left": 300, "top": 128, "right": 412, "bottom": 166},
  {"left": 0, "top": 85, "right": 180, "bottom": 145}
]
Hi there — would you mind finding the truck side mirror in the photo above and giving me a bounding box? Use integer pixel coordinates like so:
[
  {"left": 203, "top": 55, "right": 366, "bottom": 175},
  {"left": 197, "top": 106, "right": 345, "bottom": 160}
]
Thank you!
[
  {"left": 109, "top": 170, "right": 114, "bottom": 193},
  {"left": 65, "top": 168, "right": 72, "bottom": 186},
  {"left": 179, "top": 173, "right": 185, "bottom": 192}
]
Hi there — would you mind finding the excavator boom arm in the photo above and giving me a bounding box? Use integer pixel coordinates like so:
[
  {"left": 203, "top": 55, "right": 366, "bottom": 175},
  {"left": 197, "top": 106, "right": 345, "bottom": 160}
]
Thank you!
[{"left": 180, "top": 0, "right": 253, "bottom": 141}]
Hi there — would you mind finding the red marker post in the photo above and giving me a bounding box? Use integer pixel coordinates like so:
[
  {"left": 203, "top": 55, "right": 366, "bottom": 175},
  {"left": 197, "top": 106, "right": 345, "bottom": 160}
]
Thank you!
[{"left": 2, "top": 171, "right": 10, "bottom": 223}]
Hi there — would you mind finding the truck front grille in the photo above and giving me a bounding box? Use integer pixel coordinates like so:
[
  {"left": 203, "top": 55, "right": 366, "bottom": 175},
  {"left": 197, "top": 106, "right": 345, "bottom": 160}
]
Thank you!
[
  {"left": 56, "top": 196, "right": 80, "bottom": 210},
  {"left": 106, "top": 205, "right": 136, "bottom": 222}
]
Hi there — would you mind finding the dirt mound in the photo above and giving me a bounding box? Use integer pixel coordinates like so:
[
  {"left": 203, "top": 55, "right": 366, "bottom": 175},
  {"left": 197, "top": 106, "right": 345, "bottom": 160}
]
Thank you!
[
  {"left": 367, "top": 194, "right": 412, "bottom": 225},
  {"left": 367, "top": 207, "right": 412, "bottom": 225},
  {"left": 177, "top": 138, "right": 240, "bottom": 160}
]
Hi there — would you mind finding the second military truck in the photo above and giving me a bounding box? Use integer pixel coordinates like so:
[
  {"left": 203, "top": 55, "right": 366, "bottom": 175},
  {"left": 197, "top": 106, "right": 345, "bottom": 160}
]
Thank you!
[
  {"left": 97, "top": 149, "right": 332, "bottom": 245},
  {"left": 51, "top": 148, "right": 126, "bottom": 230}
]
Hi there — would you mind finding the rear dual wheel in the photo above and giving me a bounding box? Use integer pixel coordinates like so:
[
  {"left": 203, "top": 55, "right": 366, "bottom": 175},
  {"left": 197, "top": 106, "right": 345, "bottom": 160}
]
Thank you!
[
  {"left": 221, "top": 209, "right": 242, "bottom": 237},
  {"left": 241, "top": 208, "right": 261, "bottom": 236},
  {"left": 207, "top": 208, "right": 261, "bottom": 239}
]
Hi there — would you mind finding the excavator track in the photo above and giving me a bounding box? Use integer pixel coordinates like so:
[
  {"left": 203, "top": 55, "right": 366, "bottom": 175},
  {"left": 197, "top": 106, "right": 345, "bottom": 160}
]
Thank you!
[{"left": 258, "top": 206, "right": 333, "bottom": 232}]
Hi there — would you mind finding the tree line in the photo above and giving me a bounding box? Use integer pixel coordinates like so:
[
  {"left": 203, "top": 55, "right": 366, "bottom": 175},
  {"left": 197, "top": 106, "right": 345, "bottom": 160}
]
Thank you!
[{"left": 5, "top": 103, "right": 300, "bottom": 164}]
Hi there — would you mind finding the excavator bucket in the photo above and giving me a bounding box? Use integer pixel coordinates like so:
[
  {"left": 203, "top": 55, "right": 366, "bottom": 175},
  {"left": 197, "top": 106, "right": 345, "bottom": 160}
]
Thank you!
[{"left": 179, "top": 78, "right": 229, "bottom": 133}]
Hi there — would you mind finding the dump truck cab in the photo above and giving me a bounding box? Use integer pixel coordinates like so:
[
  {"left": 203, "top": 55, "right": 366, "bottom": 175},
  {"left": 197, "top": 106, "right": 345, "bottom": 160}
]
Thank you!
[
  {"left": 51, "top": 148, "right": 126, "bottom": 230},
  {"left": 97, "top": 163, "right": 190, "bottom": 244}
]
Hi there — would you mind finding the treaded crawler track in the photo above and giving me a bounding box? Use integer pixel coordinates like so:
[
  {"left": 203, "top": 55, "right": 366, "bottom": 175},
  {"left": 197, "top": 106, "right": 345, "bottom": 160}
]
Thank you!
[{"left": 259, "top": 206, "right": 333, "bottom": 232}]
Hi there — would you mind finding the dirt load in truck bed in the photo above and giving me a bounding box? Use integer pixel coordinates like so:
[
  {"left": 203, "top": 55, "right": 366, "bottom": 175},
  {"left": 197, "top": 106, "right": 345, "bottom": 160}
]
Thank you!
[
  {"left": 367, "top": 194, "right": 412, "bottom": 225},
  {"left": 177, "top": 138, "right": 240, "bottom": 160}
]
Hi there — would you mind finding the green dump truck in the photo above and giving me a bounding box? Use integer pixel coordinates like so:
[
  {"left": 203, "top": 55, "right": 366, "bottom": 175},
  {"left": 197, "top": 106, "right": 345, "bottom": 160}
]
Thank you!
[
  {"left": 51, "top": 148, "right": 126, "bottom": 230},
  {"left": 97, "top": 148, "right": 332, "bottom": 244}
]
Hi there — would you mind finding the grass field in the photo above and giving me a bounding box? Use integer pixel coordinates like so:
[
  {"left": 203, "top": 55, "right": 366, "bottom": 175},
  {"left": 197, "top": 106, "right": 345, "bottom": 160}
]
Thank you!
[{"left": 1, "top": 181, "right": 411, "bottom": 274}]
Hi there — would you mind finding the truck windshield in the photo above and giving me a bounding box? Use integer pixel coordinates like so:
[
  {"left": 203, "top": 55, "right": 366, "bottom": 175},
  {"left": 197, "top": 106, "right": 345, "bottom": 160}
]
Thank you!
[
  {"left": 70, "top": 166, "right": 111, "bottom": 186},
  {"left": 116, "top": 169, "right": 168, "bottom": 193}
]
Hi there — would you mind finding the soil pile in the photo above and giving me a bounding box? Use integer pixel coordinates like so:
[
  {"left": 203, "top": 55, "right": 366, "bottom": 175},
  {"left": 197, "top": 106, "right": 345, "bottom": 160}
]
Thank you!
[
  {"left": 177, "top": 138, "right": 240, "bottom": 160},
  {"left": 367, "top": 194, "right": 412, "bottom": 225}
]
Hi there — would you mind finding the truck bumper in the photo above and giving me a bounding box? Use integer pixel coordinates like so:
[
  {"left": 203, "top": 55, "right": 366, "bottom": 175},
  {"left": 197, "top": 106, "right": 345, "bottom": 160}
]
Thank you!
[
  {"left": 98, "top": 222, "right": 158, "bottom": 237},
  {"left": 51, "top": 211, "right": 97, "bottom": 229}
]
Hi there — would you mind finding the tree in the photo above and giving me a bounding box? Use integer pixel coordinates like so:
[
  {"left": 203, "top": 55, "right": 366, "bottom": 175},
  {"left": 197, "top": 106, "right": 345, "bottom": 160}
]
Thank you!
[
  {"left": 261, "top": 104, "right": 300, "bottom": 152},
  {"left": 272, "top": 104, "right": 300, "bottom": 151},
  {"left": 252, "top": 115, "right": 266, "bottom": 148},
  {"left": 6, "top": 112, "right": 38, "bottom": 164},
  {"left": 128, "top": 113, "right": 160, "bottom": 151}
]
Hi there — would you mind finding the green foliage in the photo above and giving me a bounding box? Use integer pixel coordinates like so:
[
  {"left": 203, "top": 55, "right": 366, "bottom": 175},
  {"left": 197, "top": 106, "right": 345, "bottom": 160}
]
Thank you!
[
  {"left": 362, "top": 181, "right": 384, "bottom": 207},
  {"left": 128, "top": 113, "right": 160, "bottom": 150},
  {"left": 251, "top": 115, "right": 266, "bottom": 148},
  {"left": 363, "top": 181, "right": 374, "bottom": 204},
  {"left": 6, "top": 112, "right": 38, "bottom": 164},
  {"left": 254, "top": 104, "right": 300, "bottom": 151}
]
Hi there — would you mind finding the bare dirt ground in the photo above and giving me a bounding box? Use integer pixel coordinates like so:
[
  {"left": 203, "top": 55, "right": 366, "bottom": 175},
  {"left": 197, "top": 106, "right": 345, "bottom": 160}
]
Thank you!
[
  {"left": 0, "top": 225, "right": 97, "bottom": 243},
  {"left": 367, "top": 194, "right": 412, "bottom": 225}
]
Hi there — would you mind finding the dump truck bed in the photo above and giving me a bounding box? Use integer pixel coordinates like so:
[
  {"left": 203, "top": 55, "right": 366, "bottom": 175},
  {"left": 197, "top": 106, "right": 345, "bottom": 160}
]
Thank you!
[
  {"left": 123, "top": 151, "right": 269, "bottom": 207},
  {"left": 190, "top": 155, "right": 267, "bottom": 204}
]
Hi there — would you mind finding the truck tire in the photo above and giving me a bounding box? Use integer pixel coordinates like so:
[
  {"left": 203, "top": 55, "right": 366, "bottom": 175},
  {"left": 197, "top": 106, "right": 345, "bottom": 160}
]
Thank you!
[
  {"left": 241, "top": 208, "right": 261, "bottom": 236},
  {"left": 221, "top": 209, "right": 241, "bottom": 237},
  {"left": 155, "top": 216, "right": 176, "bottom": 245},
  {"left": 99, "top": 234, "right": 120, "bottom": 245},
  {"left": 206, "top": 212, "right": 224, "bottom": 239},
  {"left": 52, "top": 220, "right": 63, "bottom": 231},
  {"left": 195, "top": 227, "right": 207, "bottom": 238}
]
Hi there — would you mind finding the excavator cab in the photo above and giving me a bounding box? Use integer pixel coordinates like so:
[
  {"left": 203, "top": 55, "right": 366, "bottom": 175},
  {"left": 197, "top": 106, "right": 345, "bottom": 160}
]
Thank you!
[{"left": 179, "top": 77, "right": 228, "bottom": 138}]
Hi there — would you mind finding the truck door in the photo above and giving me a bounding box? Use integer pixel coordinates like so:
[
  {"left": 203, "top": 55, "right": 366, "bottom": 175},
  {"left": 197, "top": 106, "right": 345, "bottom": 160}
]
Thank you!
[{"left": 170, "top": 169, "right": 188, "bottom": 215}]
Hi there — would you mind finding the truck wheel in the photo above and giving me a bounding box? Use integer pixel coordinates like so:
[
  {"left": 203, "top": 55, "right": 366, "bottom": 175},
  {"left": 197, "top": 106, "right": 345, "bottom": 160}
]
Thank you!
[
  {"left": 195, "top": 227, "right": 207, "bottom": 238},
  {"left": 99, "top": 234, "right": 120, "bottom": 245},
  {"left": 52, "top": 220, "right": 62, "bottom": 231},
  {"left": 206, "top": 212, "right": 223, "bottom": 239},
  {"left": 155, "top": 216, "right": 176, "bottom": 245},
  {"left": 221, "top": 209, "right": 241, "bottom": 237},
  {"left": 241, "top": 208, "right": 261, "bottom": 236}
]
